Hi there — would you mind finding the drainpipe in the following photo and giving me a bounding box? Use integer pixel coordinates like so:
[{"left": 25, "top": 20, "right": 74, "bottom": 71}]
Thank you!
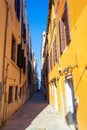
[
  {"left": 1, "top": 0, "right": 9, "bottom": 124},
  {"left": 3, "top": 63, "right": 9, "bottom": 123}
]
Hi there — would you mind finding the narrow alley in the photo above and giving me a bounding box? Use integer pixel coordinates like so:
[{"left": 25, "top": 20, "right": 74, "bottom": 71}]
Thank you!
[
  {"left": 0, "top": 0, "right": 87, "bottom": 130},
  {"left": 1, "top": 92, "right": 71, "bottom": 130}
]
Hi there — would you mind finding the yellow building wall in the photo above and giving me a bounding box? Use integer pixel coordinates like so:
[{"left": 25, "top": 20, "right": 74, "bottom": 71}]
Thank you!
[
  {"left": 0, "top": 1, "right": 7, "bottom": 125},
  {"left": 0, "top": 1, "right": 7, "bottom": 81},
  {"left": 47, "top": 0, "right": 64, "bottom": 117},
  {"left": 47, "top": 0, "right": 87, "bottom": 129},
  {"left": 48, "top": 2, "right": 57, "bottom": 109},
  {"left": 59, "top": 1, "right": 87, "bottom": 130},
  {"left": 0, "top": 0, "right": 28, "bottom": 126}
]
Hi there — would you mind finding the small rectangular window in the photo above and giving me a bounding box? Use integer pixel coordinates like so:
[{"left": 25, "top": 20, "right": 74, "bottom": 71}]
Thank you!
[
  {"left": 23, "top": 57, "right": 26, "bottom": 73},
  {"left": 15, "top": 86, "right": 18, "bottom": 100},
  {"left": 22, "top": 22, "right": 26, "bottom": 43},
  {"left": 11, "top": 35, "right": 16, "bottom": 63},
  {"left": 8, "top": 86, "right": 13, "bottom": 104},
  {"left": 15, "top": 0, "right": 20, "bottom": 20},
  {"left": 20, "top": 87, "right": 22, "bottom": 98},
  {"left": 17, "top": 43, "right": 21, "bottom": 68}
]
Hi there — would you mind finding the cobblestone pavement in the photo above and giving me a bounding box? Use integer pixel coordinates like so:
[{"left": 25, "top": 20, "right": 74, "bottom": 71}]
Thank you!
[{"left": 1, "top": 91, "right": 72, "bottom": 130}]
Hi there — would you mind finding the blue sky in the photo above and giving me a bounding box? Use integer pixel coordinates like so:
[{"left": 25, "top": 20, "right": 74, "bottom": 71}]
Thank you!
[{"left": 26, "top": 0, "right": 49, "bottom": 80}]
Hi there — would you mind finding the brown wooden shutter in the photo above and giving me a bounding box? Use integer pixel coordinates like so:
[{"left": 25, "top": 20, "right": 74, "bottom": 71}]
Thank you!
[
  {"left": 54, "top": 39, "right": 57, "bottom": 62},
  {"left": 50, "top": 49, "right": 52, "bottom": 70},
  {"left": 17, "top": 44, "right": 21, "bottom": 68},
  {"left": 11, "top": 40, "right": 16, "bottom": 62},
  {"left": 59, "top": 20, "right": 66, "bottom": 53},
  {"left": 21, "top": 49, "right": 24, "bottom": 68},
  {"left": 15, "top": 0, "right": 20, "bottom": 20},
  {"left": 22, "top": 22, "right": 26, "bottom": 43},
  {"left": 28, "top": 61, "right": 31, "bottom": 84},
  {"left": 23, "top": 57, "right": 26, "bottom": 73},
  {"left": 53, "top": 38, "right": 57, "bottom": 65},
  {"left": 53, "top": 42, "right": 55, "bottom": 65},
  {"left": 48, "top": 55, "right": 50, "bottom": 73},
  {"left": 8, "top": 86, "right": 13, "bottom": 104},
  {"left": 65, "top": 2, "right": 70, "bottom": 44}
]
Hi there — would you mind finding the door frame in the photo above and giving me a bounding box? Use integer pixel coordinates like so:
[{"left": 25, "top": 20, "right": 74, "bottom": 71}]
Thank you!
[
  {"left": 64, "top": 75, "right": 76, "bottom": 129},
  {"left": 52, "top": 83, "right": 58, "bottom": 111}
]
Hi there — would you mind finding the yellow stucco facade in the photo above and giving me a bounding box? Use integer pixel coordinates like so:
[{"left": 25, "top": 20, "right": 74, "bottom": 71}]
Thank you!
[
  {"left": 0, "top": 0, "right": 30, "bottom": 126},
  {"left": 45, "top": 0, "right": 87, "bottom": 130},
  {"left": 60, "top": 1, "right": 87, "bottom": 130}
]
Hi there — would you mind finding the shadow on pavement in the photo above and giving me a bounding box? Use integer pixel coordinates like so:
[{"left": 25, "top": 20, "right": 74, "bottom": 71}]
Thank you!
[{"left": 1, "top": 91, "right": 48, "bottom": 130}]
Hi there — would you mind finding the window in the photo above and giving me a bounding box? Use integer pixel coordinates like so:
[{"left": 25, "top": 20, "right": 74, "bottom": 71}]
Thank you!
[
  {"left": 59, "top": 1, "right": 70, "bottom": 54},
  {"left": 8, "top": 86, "right": 13, "bottom": 104},
  {"left": 17, "top": 43, "right": 21, "bottom": 68},
  {"left": 23, "top": 57, "right": 26, "bottom": 74},
  {"left": 20, "top": 87, "right": 22, "bottom": 98},
  {"left": 17, "top": 44, "right": 24, "bottom": 68},
  {"left": 15, "top": 86, "right": 18, "bottom": 100},
  {"left": 28, "top": 61, "right": 32, "bottom": 85},
  {"left": 11, "top": 35, "right": 16, "bottom": 63},
  {"left": 50, "top": 49, "right": 52, "bottom": 71},
  {"left": 15, "top": 0, "right": 20, "bottom": 20},
  {"left": 53, "top": 38, "right": 57, "bottom": 65},
  {"left": 22, "top": 50, "right": 24, "bottom": 69},
  {"left": 22, "top": 22, "right": 26, "bottom": 43}
]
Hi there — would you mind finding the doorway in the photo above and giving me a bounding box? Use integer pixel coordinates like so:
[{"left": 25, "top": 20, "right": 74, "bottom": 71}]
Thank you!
[
  {"left": 52, "top": 83, "right": 58, "bottom": 111},
  {"left": 65, "top": 76, "right": 76, "bottom": 129}
]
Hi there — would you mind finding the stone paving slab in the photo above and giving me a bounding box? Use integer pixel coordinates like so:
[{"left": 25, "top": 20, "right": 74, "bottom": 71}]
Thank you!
[
  {"left": 0, "top": 92, "right": 73, "bottom": 130},
  {"left": 25, "top": 105, "right": 71, "bottom": 130}
]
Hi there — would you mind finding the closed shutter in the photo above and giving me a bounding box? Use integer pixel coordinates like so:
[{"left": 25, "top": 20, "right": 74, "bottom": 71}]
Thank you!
[
  {"left": 65, "top": 2, "right": 70, "bottom": 44},
  {"left": 8, "top": 86, "right": 13, "bottom": 104},
  {"left": 55, "top": 40, "right": 58, "bottom": 62},
  {"left": 22, "top": 22, "right": 26, "bottom": 43},
  {"left": 22, "top": 22, "right": 25, "bottom": 36},
  {"left": 53, "top": 42, "right": 55, "bottom": 65},
  {"left": 17, "top": 0, "right": 20, "bottom": 20},
  {"left": 48, "top": 55, "right": 50, "bottom": 73},
  {"left": 21, "top": 49, "right": 24, "bottom": 68},
  {"left": 15, "top": 86, "right": 18, "bottom": 100},
  {"left": 59, "top": 20, "right": 66, "bottom": 53},
  {"left": 50, "top": 49, "right": 52, "bottom": 70},
  {"left": 28, "top": 61, "right": 31, "bottom": 84},
  {"left": 15, "top": 0, "right": 20, "bottom": 20},
  {"left": 15, "top": 0, "right": 18, "bottom": 11},
  {"left": 54, "top": 39, "right": 57, "bottom": 63},
  {"left": 17, "top": 44, "right": 22, "bottom": 68},
  {"left": 11, "top": 40, "right": 16, "bottom": 62},
  {"left": 23, "top": 57, "right": 26, "bottom": 73}
]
